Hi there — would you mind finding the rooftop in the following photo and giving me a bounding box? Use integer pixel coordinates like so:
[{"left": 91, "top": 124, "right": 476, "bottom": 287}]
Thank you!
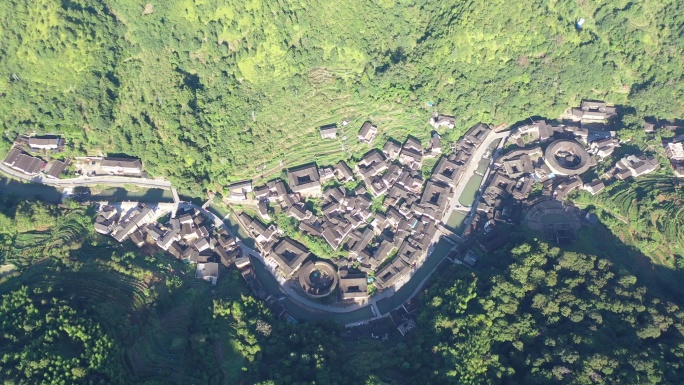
[
  {"left": 358, "top": 121, "right": 378, "bottom": 142},
  {"left": 287, "top": 164, "right": 321, "bottom": 194},
  {"left": 339, "top": 271, "right": 368, "bottom": 299},
  {"left": 320, "top": 124, "right": 338, "bottom": 139},
  {"left": 28, "top": 136, "right": 64, "bottom": 148},
  {"left": 543, "top": 140, "right": 592, "bottom": 176},
  {"left": 101, "top": 157, "right": 142, "bottom": 169},
  {"left": 270, "top": 237, "right": 311, "bottom": 277}
]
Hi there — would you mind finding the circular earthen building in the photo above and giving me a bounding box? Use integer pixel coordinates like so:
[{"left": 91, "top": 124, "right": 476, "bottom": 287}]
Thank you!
[
  {"left": 543, "top": 139, "right": 592, "bottom": 176},
  {"left": 298, "top": 260, "right": 338, "bottom": 298}
]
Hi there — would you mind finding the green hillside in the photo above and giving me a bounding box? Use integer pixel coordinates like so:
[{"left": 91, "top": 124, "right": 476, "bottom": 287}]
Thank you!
[
  {"left": 574, "top": 176, "right": 684, "bottom": 268},
  {"left": 1, "top": 0, "right": 683, "bottom": 194},
  {"left": 415, "top": 238, "right": 684, "bottom": 385}
]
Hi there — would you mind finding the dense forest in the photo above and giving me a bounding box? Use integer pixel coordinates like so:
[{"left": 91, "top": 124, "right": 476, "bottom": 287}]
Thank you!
[
  {"left": 1, "top": 0, "right": 683, "bottom": 194},
  {"left": 3, "top": 194, "right": 684, "bottom": 384}
]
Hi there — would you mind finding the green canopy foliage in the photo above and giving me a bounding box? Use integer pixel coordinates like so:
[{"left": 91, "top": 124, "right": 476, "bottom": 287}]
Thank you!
[
  {"left": 0, "top": 286, "right": 122, "bottom": 384},
  {"left": 417, "top": 239, "right": 684, "bottom": 384},
  {"left": 1, "top": 0, "right": 683, "bottom": 194}
]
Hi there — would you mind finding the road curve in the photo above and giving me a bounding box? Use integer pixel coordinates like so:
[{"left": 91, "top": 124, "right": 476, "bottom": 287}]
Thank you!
[{"left": 0, "top": 131, "right": 510, "bottom": 324}]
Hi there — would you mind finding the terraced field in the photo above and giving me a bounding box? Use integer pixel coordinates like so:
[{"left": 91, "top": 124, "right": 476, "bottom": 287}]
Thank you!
[
  {"left": 125, "top": 304, "right": 194, "bottom": 383},
  {"left": 3, "top": 209, "right": 93, "bottom": 266},
  {"left": 231, "top": 84, "right": 433, "bottom": 183},
  {"left": 23, "top": 265, "right": 149, "bottom": 314},
  {"left": 578, "top": 175, "right": 684, "bottom": 267}
]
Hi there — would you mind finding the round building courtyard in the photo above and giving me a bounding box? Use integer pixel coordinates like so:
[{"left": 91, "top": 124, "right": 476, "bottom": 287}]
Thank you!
[
  {"left": 298, "top": 260, "right": 338, "bottom": 298},
  {"left": 543, "top": 139, "right": 592, "bottom": 176}
]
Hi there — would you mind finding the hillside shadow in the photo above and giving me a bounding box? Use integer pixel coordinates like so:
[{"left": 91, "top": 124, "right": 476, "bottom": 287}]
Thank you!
[
  {"left": 104, "top": 153, "right": 140, "bottom": 159},
  {"left": 505, "top": 209, "right": 684, "bottom": 302},
  {"left": 507, "top": 116, "right": 551, "bottom": 132},
  {"left": 0, "top": 177, "right": 62, "bottom": 204},
  {"left": 91, "top": 187, "right": 174, "bottom": 203}
]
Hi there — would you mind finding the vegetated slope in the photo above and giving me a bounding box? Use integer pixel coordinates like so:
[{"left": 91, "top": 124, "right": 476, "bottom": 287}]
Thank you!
[
  {"left": 0, "top": 197, "right": 253, "bottom": 384},
  {"left": 0, "top": 285, "right": 123, "bottom": 384},
  {"left": 1, "top": 0, "right": 683, "bottom": 193},
  {"left": 0, "top": 199, "right": 95, "bottom": 268},
  {"left": 574, "top": 175, "right": 684, "bottom": 268},
  {"left": 417, "top": 239, "right": 684, "bottom": 385}
]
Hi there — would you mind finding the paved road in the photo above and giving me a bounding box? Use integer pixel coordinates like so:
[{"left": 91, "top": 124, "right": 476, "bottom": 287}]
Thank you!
[{"left": 0, "top": 162, "right": 172, "bottom": 189}]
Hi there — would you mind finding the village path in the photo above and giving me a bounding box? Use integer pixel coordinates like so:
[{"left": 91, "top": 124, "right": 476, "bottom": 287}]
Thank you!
[{"left": 0, "top": 162, "right": 172, "bottom": 189}]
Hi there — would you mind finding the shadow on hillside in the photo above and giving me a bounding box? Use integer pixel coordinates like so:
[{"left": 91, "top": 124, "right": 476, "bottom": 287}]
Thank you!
[
  {"left": 0, "top": 177, "right": 62, "bottom": 204},
  {"left": 493, "top": 209, "right": 684, "bottom": 302},
  {"left": 92, "top": 187, "right": 174, "bottom": 203}
]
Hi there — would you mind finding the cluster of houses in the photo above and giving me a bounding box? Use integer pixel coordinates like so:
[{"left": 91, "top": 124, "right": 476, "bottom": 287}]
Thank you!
[
  {"left": 471, "top": 100, "right": 662, "bottom": 235},
  {"left": 82, "top": 102, "right": 681, "bottom": 320},
  {"left": 612, "top": 154, "right": 660, "bottom": 180},
  {"left": 95, "top": 204, "right": 245, "bottom": 285},
  {"left": 2, "top": 136, "right": 67, "bottom": 178},
  {"left": 1, "top": 134, "right": 146, "bottom": 179},
  {"left": 91, "top": 201, "right": 302, "bottom": 322},
  {"left": 229, "top": 123, "right": 469, "bottom": 301}
]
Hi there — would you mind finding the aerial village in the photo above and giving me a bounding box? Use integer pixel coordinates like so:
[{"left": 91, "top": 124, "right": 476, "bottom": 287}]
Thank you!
[
  {"left": 87, "top": 100, "right": 674, "bottom": 322},
  {"left": 2, "top": 134, "right": 145, "bottom": 179},
  {"left": 3, "top": 100, "right": 683, "bottom": 331}
]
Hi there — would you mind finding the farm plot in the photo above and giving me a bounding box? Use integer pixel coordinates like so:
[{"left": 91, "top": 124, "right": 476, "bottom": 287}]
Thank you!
[
  {"left": 125, "top": 304, "right": 194, "bottom": 383},
  {"left": 3, "top": 209, "right": 93, "bottom": 267},
  {"left": 230, "top": 84, "right": 431, "bottom": 183}
]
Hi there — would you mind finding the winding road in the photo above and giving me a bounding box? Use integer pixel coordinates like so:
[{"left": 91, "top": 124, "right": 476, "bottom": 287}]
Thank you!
[{"left": 1, "top": 128, "right": 510, "bottom": 324}]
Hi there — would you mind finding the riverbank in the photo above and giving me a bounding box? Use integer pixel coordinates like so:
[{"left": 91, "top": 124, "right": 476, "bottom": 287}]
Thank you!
[{"left": 0, "top": 177, "right": 63, "bottom": 203}]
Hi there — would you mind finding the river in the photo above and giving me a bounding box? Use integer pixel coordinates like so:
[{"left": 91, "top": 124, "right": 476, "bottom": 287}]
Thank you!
[{"left": 0, "top": 177, "right": 63, "bottom": 203}]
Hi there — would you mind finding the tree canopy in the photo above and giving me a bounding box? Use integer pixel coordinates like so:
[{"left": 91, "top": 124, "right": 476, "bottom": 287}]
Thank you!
[{"left": 1, "top": 0, "right": 683, "bottom": 194}]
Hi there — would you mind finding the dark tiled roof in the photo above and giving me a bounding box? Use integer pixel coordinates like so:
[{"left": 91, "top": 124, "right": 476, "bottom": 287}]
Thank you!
[
  {"left": 270, "top": 237, "right": 311, "bottom": 277},
  {"left": 4, "top": 148, "right": 44, "bottom": 175},
  {"left": 101, "top": 157, "right": 142, "bottom": 169},
  {"left": 335, "top": 161, "right": 354, "bottom": 182},
  {"left": 45, "top": 160, "right": 67, "bottom": 178},
  {"left": 358, "top": 121, "right": 377, "bottom": 140},
  {"left": 287, "top": 164, "right": 321, "bottom": 193},
  {"left": 339, "top": 272, "right": 368, "bottom": 299}
]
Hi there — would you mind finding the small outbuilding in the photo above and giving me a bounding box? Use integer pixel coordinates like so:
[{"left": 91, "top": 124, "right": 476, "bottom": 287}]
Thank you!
[
  {"left": 196, "top": 262, "right": 219, "bottom": 285},
  {"left": 320, "top": 124, "right": 338, "bottom": 140}
]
